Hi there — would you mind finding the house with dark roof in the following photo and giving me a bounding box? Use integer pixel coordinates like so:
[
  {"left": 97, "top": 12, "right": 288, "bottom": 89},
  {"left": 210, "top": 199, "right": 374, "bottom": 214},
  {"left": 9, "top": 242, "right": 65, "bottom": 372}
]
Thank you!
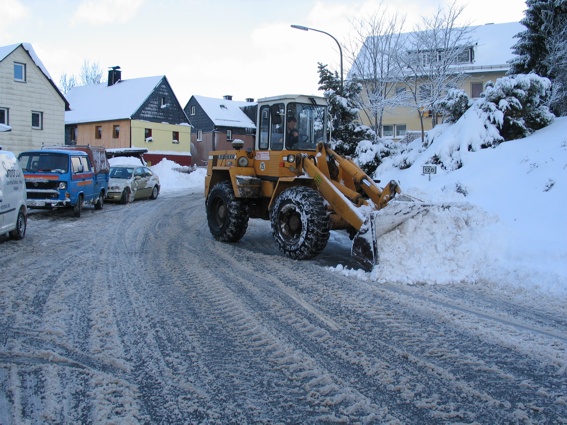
[
  {"left": 65, "top": 68, "right": 192, "bottom": 166},
  {"left": 184, "top": 95, "right": 256, "bottom": 166},
  {"left": 0, "top": 43, "right": 69, "bottom": 154}
]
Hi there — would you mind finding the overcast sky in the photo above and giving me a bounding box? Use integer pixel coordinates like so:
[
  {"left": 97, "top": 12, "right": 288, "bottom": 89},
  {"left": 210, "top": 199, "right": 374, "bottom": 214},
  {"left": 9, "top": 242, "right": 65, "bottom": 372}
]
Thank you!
[{"left": 1, "top": 0, "right": 526, "bottom": 106}]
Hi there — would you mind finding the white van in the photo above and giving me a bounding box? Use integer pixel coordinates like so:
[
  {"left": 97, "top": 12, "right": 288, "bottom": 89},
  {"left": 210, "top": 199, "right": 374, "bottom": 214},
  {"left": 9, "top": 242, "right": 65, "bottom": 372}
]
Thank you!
[{"left": 0, "top": 148, "right": 27, "bottom": 239}]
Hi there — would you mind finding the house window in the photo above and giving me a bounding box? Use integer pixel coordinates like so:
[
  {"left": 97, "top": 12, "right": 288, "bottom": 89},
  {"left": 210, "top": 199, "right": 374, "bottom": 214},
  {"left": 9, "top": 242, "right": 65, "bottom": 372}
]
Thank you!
[
  {"left": 95, "top": 125, "right": 102, "bottom": 139},
  {"left": 395, "top": 124, "right": 407, "bottom": 138},
  {"left": 145, "top": 128, "right": 153, "bottom": 142},
  {"left": 456, "top": 47, "right": 473, "bottom": 64},
  {"left": 161, "top": 97, "right": 167, "bottom": 108},
  {"left": 14, "top": 63, "right": 26, "bottom": 82},
  {"left": 70, "top": 126, "right": 78, "bottom": 143},
  {"left": 31, "top": 111, "right": 43, "bottom": 129},
  {"left": 113, "top": 125, "right": 120, "bottom": 139},
  {"left": 0, "top": 108, "right": 8, "bottom": 125},
  {"left": 226, "top": 129, "right": 232, "bottom": 140},
  {"left": 395, "top": 86, "right": 406, "bottom": 95},
  {"left": 471, "top": 82, "right": 483, "bottom": 98},
  {"left": 197, "top": 130, "right": 203, "bottom": 141},
  {"left": 172, "top": 131, "right": 179, "bottom": 143},
  {"left": 382, "top": 125, "right": 394, "bottom": 138},
  {"left": 190, "top": 106, "right": 196, "bottom": 115}
]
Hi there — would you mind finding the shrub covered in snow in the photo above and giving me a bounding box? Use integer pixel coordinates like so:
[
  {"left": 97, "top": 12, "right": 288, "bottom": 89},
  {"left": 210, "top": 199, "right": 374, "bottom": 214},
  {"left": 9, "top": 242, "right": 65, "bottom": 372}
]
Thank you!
[
  {"left": 434, "top": 88, "right": 472, "bottom": 123},
  {"left": 480, "top": 73, "right": 554, "bottom": 140}
]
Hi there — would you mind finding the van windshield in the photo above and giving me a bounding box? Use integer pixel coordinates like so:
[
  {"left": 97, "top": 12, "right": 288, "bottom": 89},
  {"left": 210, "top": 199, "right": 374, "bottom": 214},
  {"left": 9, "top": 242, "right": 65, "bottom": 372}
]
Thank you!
[{"left": 19, "top": 153, "right": 69, "bottom": 173}]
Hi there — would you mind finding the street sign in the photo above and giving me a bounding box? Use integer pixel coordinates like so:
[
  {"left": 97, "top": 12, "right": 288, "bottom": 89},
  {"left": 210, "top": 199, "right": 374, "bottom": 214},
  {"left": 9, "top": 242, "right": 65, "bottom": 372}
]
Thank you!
[{"left": 422, "top": 165, "right": 437, "bottom": 181}]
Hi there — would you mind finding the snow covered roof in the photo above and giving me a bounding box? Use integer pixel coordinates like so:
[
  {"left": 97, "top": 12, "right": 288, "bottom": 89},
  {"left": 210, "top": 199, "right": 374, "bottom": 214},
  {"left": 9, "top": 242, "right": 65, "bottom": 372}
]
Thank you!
[
  {"left": 0, "top": 42, "right": 53, "bottom": 79},
  {"left": 464, "top": 22, "right": 524, "bottom": 70},
  {"left": 0, "top": 42, "right": 69, "bottom": 110},
  {"left": 352, "top": 22, "right": 524, "bottom": 77},
  {"left": 194, "top": 95, "right": 256, "bottom": 129},
  {"left": 65, "top": 76, "right": 164, "bottom": 124}
]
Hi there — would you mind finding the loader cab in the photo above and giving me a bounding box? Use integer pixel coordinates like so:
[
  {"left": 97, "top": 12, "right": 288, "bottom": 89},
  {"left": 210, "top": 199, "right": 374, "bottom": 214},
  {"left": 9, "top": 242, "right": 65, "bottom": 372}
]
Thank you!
[{"left": 256, "top": 95, "right": 327, "bottom": 152}]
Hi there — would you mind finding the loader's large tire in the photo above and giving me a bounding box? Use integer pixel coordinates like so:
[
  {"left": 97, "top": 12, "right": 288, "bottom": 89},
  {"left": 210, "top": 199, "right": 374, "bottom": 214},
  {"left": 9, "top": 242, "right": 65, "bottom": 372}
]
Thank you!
[
  {"left": 271, "top": 186, "right": 330, "bottom": 260},
  {"left": 206, "top": 181, "right": 249, "bottom": 242}
]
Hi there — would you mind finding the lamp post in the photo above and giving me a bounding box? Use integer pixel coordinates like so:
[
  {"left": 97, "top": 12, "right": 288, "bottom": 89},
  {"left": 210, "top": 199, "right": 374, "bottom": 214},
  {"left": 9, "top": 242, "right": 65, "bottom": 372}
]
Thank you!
[{"left": 291, "top": 24, "right": 343, "bottom": 89}]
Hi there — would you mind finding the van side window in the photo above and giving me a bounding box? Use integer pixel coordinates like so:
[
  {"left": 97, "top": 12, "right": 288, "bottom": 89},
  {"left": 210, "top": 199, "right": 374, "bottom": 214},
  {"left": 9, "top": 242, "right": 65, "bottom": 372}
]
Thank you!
[
  {"left": 71, "top": 156, "right": 84, "bottom": 173},
  {"left": 80, "top": 157, "right": 92, "bottom": 172}
]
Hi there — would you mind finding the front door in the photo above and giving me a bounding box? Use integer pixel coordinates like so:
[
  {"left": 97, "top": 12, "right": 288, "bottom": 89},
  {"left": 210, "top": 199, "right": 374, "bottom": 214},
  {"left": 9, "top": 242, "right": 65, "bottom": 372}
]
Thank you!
[{"left": 71, "top": 155, "right": 95, "bottom": 203}]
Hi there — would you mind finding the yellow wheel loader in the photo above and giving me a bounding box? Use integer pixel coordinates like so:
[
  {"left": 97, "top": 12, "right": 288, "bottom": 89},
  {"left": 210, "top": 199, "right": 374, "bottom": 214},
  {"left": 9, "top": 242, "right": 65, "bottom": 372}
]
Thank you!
[{"left": 205, "top": 94, "right": 426, "bottom": 270}]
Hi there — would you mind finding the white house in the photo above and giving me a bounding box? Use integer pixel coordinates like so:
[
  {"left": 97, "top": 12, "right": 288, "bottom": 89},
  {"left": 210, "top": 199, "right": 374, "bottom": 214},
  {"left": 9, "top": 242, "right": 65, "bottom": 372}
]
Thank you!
[{"left": 0, "top": 43, "right": 69, "bottom": 154}]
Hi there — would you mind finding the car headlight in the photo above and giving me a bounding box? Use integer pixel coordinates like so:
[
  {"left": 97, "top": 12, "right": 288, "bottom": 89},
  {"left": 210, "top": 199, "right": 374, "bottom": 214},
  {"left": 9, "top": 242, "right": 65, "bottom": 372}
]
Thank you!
[
  {"left": 58, "top": 182, "right": 67, "bottom": 190},
  {"left": 286, "top": 154, "right": 296, "bottom": 163}
]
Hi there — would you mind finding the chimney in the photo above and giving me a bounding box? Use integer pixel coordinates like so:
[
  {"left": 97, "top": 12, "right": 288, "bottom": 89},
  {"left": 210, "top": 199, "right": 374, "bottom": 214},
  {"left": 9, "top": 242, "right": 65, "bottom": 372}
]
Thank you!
[
  {"left": 108, "top": 66, "right": 122, "bottom": 86},
  {"left": 246, "top": 98, "right": 254, "bottom": 103},
  {"left": 223, "top": 95, "right": 233, "bottom": 101}
]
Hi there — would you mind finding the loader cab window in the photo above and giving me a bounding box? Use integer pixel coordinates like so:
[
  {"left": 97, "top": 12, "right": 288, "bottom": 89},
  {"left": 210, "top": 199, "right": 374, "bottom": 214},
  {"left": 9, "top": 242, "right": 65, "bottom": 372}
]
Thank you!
[
  {"left": 259, "top": 106, "right": 270, "bottom": 150},
  {"left": 285, "top": 102, "right": 326, "bottom": 151},
  {"left": 270, "top": 103, "right": 284, "bottom": 150}
]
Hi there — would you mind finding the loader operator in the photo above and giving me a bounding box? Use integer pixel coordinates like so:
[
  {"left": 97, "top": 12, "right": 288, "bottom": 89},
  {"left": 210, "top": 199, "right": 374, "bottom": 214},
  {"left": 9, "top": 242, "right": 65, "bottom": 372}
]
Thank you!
[{"left": 286, "top": 116, "right": 300, "bottom": 149}]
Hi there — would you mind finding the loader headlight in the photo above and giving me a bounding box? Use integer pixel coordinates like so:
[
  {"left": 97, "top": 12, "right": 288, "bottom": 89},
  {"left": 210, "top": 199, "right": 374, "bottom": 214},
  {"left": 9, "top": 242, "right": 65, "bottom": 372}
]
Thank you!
[
  {"left": 286, "top": 154, "right": 296, "bottom": 163},
  {"left": 237, "top": 156, "right": 249, "bottom": 167}
]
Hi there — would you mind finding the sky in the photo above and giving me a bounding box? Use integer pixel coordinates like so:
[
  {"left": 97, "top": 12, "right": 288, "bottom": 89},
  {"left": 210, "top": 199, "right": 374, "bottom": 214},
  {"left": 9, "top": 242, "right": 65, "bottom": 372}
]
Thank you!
[
  {"left": 140, "top": 112, "right": 567, "bottom": 298},
  {"left": 1, "top": 0, "right": 527, "bottom": 106}
]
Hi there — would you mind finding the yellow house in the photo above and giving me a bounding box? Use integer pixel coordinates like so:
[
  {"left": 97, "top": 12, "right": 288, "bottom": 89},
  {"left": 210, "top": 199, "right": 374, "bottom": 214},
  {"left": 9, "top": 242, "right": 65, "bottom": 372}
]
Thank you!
[
  {"left": 353, "top": 22, "right": 524, "bottom": 141},
  {"left": 65, "top": 69, "right": 192, "bottom": 166}
]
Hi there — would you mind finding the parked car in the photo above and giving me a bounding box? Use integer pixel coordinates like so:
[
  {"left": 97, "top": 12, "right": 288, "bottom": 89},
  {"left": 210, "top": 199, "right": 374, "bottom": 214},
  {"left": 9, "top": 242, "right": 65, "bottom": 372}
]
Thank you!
[{"left": 106, "top": 165, "right": 160, "bottom": 204}]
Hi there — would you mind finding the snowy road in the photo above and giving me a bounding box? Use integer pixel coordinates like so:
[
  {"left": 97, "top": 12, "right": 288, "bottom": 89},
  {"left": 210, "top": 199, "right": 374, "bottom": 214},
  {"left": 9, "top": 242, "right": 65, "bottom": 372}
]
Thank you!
[{"left": 1, "top": 190, "right": 566, "bottom": 424}]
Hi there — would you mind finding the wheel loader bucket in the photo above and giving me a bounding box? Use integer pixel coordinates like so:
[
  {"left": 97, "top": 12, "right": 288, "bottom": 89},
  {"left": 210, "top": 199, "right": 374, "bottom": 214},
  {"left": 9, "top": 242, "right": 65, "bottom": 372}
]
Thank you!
[
  {"left": 351, "top": 215, "right": 378, "bottom": 272},
  {"left": 372, "top": 199, "right": 432, "bottom": 238},
  {"left": 351, "top": 199, "right": 432, "bottom": 270}
]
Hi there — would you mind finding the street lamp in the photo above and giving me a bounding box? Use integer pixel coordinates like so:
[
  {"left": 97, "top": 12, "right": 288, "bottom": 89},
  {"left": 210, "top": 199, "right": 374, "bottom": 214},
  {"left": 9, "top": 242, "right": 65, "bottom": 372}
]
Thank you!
[{"left": 291, "top": 24, "right": 343, "bottom": 88}]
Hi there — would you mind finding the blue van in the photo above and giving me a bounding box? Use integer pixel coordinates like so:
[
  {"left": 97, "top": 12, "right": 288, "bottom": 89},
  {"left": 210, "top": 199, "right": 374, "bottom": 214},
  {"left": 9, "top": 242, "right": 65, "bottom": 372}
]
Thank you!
[{"left": 18, "top": 145, "right": 109, "bottom": 217}]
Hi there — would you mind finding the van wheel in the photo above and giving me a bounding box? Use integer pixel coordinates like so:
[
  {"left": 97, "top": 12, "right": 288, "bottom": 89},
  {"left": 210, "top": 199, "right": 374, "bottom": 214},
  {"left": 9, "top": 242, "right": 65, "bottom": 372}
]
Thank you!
[
  {"left": 94, "top": 190, "right": 104, "bottom": 210},
  {"left": 74, "top": 195, "right": 83, "bottom": 218},
  {"left": 206, "top": 181, "right": 249, "bottom": 242},
  {"left": 9, "top": 210, "right": 27, "bottom": 240},
  {"left": 271, "top": 186, "right": 330, "bottom": 260}
]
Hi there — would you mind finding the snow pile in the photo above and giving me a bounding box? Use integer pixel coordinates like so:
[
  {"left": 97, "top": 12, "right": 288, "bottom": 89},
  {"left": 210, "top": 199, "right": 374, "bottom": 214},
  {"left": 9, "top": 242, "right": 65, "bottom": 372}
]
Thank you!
[
  {"left": 150, "top": 159, "right": 205, "bottom": 194},
  {"left": 371, "top": 203, "right": 503, "bottom": 285}
]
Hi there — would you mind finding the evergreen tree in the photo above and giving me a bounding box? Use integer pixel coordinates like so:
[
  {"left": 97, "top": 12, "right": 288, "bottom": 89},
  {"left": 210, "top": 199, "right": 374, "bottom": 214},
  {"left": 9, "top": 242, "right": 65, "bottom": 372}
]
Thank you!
[
  {"left": 509, "top": 0, "right": 567, "bottom": 115},
  {"left": 317, "top": 63, "right": 375, "bottom": 158},
  {"left": 509, "top": 0, "right": 567, "bottom": 78}
]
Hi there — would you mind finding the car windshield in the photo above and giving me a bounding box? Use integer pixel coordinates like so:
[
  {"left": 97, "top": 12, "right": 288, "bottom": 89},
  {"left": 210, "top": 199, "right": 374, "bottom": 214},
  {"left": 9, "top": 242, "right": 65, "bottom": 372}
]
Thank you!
[{"left": 110, "top": 167, "right": 134, "bottom": 179}]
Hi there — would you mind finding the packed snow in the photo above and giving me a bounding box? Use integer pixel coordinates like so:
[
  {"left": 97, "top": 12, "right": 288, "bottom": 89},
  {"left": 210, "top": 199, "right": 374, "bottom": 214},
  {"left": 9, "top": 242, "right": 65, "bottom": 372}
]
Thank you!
[{"left": 141, "top": 116, "right": 566, "bottom": 297}]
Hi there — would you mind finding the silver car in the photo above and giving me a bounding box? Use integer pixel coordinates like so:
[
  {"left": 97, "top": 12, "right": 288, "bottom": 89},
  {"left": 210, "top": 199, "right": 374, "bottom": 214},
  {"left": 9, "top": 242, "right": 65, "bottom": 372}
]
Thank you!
[{"left": 107, "top": 165, "right": 160, "bottom": 204}]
